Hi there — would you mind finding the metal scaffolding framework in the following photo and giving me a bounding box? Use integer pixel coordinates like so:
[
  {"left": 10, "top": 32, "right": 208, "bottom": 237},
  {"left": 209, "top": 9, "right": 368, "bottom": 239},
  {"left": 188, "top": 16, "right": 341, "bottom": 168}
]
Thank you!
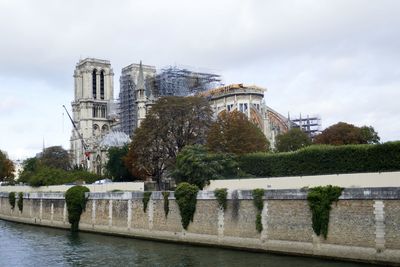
[
  {"left": 118, "top": 64, "right": 221, "bottom": 136},
  {"left": 152, "top": 66, "right": 221, "bottom": 97},
  {"left": 291, "top": 114, "right": 322, "bottom": 138}
]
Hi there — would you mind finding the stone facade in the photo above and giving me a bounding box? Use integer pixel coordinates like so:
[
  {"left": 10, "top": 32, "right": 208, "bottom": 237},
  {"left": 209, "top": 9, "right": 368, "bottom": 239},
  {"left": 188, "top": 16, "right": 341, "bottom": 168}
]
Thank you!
[
  {"left": 70, "top": 58, "right": 115, "bottom": 173},
  {"left": 1, "top": 188, "right": 400, "bottom": 265}
]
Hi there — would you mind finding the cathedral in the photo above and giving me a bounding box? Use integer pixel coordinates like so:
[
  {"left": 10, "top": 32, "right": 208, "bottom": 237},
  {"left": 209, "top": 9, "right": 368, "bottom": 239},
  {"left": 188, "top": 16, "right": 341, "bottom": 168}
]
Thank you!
[
  {"left": 70, "top": 58, "right": 291, "bottom": 174},
  {"left": 70, "top": 58, "right": 129, "bottom": 173}
]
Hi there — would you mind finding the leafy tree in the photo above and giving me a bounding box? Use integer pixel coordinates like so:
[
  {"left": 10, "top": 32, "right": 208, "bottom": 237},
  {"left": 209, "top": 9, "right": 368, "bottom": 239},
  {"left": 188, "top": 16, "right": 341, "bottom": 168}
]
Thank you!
[
  {"left": 18, "top": 157, "right": 39, "bottom": 184},
  {"left": 125, "top": 96, "right": 213, "bottom": 189},
  {"left": 40, "top": 146, "right": 71, "bottom": 171},
  {"left": 275, "top": 128, "right": 311, "bottom": 152},
  {"left": 360, "top": 126, "right": 380, "bottom": 144},
  {"left": 0, "top": 150, "right": 14, "bottom": 183},
  {"left": 206, "top": 110, "right": 270, "bottom": 155},
  {"left": 172, "top": 145, "right": 241, "bottom": 189},
  {"left": 314, "top": 122, "right": 380, "bottom": 146},
  {"left": 105, "top": 145, "right": 136, "bottom": 182}
]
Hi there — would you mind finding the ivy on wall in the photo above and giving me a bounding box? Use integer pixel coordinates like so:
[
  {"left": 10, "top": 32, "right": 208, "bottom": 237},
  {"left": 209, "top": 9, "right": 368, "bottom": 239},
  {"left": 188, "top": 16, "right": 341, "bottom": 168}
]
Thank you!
[
  {"left": 143, "top": 192, "right": 152, "bottom": 213},
  {"left": 65, "top": 186, "right": 90, "bottom": 232},
  {"left": 252, "top": 189, "right": 264, "bottom": 233},
  {"left": 162, "top": 191, "right": 170, "bottom": 218},
  {"left": 8, "top": 192, "right": 16, "bottom": 210},
  {"left": 307, "top": 185, "right": 343, "bottom": 239},
  {"left": 214, "top": 188, "right": 228, "bottom": 211},
  {"left": 175, "top": 182, "right": 199, "bottom": 230},
  {"left": 17, "top": 192, "right": 23, "bottom": 212}
]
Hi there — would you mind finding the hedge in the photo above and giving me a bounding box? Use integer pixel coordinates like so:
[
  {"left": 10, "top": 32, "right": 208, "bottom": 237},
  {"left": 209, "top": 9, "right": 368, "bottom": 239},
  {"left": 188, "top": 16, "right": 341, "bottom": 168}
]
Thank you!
[{"left": 238, "top": 142, "right": 400, "bottom": 177}]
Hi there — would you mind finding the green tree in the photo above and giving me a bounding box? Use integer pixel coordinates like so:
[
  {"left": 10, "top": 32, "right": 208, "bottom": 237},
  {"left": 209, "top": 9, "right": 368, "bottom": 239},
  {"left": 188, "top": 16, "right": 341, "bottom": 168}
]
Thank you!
[
  {"left": 0, "top": 150, "right": 14, "bottom": 183},
  {"left": 275, "top": 128, "right": 311, "bottom": 152},
  {"left": 172, "top": 145, "right": 240, "bottom": 189},
  {"left": 314, "top": 122, "right": 380, "bottom": 146},
  {"left": 105, "top": 145, "right": 136, "bottom": 182},
  {"left": 17, "top": 157, "right": 39, "bottom": 184},
  {"left": 360, "top": 126, "right": 380, "bottom": 144},
  {"left": 125, "top": 96, "right": 213, "bottom": 189},
  {"left": 206, "top": 110, "right": 270, "bottom": 155},
  {"left": 40, "top": 146, "right": 71, "bottom": 171}
]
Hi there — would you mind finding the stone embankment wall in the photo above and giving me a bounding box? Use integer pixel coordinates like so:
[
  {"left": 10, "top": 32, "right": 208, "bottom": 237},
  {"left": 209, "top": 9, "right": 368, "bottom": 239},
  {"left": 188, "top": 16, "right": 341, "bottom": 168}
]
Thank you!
[{"left": 0, "top": 188, "right": 399, "bottom": 266}]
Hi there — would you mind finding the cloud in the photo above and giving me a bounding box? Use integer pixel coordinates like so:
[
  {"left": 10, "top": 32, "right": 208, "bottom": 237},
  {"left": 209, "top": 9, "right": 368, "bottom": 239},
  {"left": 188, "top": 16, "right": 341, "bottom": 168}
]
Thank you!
[{"left": 0, "top": 0, "right": 399, "bottom": 158}]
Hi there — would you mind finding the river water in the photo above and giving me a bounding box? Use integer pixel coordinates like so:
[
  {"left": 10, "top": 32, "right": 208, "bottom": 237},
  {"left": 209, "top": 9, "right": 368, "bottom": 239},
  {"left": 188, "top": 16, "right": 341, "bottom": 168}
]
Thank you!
[{"left": 0, "top": 220, "right": 378, "bottom": 267}]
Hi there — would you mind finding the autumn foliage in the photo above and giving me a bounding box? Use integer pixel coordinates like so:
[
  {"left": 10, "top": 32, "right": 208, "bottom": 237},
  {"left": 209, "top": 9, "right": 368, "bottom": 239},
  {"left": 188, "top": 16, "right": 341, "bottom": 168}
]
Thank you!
[
  {"left": 0, "top": 150, "right": 14, "bottom": 183},
  {"left": 314, "top": 122, "right": 379, "bottom": 145},
  {"left": 206, "top": 110, "right": 270, "bottom": 155},
  {"left": 125, "top": 96, "right": 213, "bottom": 189}
]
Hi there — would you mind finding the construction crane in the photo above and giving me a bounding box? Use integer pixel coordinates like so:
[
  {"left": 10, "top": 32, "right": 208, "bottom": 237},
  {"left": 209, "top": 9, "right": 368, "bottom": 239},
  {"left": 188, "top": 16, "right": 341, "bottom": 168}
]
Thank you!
[{"left": 62, "top": 105, "right": 90, "bottom": 168}]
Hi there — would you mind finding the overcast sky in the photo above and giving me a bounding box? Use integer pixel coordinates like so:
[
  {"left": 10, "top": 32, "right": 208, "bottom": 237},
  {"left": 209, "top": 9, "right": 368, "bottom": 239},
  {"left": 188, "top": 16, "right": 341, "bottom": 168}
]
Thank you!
[{"left": 1, "top": 0, "right": 399, "bottom": 160}]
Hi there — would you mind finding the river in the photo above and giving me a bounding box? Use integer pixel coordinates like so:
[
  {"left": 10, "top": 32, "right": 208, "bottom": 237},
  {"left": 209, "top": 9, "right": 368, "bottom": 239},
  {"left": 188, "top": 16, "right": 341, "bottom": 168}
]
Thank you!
[{"left": 0, "top": 220, "right": 378, "bottom": 267}]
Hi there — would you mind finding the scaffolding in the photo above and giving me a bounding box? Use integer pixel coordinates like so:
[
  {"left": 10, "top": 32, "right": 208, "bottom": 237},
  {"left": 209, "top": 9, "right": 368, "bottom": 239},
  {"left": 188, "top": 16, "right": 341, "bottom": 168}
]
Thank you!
[
  {"left": 291, "top": 114, "right": 322, "bottom": 138},
  {"left": 119, "top": 64, "right": 221, "bottom": 136},
  {"left": 152, "top": 66, "right": 221, "bottom": 97}
]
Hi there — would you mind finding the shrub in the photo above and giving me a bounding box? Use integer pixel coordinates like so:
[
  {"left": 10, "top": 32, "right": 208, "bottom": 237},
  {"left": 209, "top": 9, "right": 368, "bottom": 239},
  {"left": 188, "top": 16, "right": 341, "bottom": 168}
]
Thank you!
[
  {"left": 17, "top": 192, "right": 23, "bottom": 212},
  {"left": 65, "top": 186, "right": 90, "bottom": 232},
  {"left": 214, "top": 188, "right": 228, "bottom": 211},
  {"left": 142, "top": 192, "right": 152, "bottom": 213},
  {"left": 239, "top": 142, "right": 400, "bottom": 177},
  {"left": 172, "top": 145, "right": 241, "bottom": 189},
  {"left": 252, "top": 189, "right": 264, "bottom": 233},
  {"left": 8, "top": 192, "right": 16, "bottom": 210},
  {"left": 307, "top": 185, "right": 343, "bottom": 238},
  {"left": 162, "top": 191, "right": 170, "bottom": 218},
  {"left": 174, "top": 182, "right": 199, "bottom": 229}
]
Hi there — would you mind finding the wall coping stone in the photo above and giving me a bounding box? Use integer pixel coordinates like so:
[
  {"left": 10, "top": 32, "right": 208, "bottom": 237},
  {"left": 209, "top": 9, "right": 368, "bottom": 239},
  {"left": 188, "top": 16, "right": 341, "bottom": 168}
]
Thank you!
[{"left": 1, "top": 187, "right": 400, "bottom": 200}]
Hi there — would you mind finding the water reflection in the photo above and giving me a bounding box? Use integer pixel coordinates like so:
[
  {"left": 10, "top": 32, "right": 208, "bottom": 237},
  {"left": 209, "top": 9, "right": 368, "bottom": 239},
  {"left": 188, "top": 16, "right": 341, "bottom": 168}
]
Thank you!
[{"left": 0, "top": 220, "right": 378, "bottom": 267}]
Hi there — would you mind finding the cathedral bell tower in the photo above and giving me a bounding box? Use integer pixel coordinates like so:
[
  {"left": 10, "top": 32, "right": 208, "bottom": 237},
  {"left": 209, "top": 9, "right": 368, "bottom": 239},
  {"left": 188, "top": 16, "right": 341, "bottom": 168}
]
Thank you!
[{"left": 70, "top": 58, "right": 114, "bottom": 171}]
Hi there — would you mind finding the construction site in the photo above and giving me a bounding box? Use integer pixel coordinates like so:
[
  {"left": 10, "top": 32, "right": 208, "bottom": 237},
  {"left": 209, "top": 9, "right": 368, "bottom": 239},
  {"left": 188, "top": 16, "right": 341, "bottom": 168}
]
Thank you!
[
  {"left": 290, "top": 115, "right": 322, "bottom": 138},
  {"left": 118, "top": 63, "right": 222, "bottom": 136}
]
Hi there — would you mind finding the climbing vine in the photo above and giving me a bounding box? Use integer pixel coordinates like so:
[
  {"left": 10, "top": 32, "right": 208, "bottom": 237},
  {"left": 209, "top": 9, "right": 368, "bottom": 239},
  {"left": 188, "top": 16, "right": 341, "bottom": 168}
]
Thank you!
[
  {"left": 174, "top": 182, "right": 199, "bottom": 230},
  {"left": 162, "top": 191, "right": 170, "bottom": 218},
  {"left": 142, "top": 192, "right": 152, "bottom": 213},
  {"left": 214, "top": 188, "right": 228, "bottom": 211},
  {"left": 17, "top": 192, "right": 23, "bottom": 212},
  {"left": 307, "top": 185, "right": 343, "bottom": 239},
  {"left": 8, "top": 192, "right": 16, "bottom": 210},
  {"left": 65, "top": 186, "right": 90, "bottom": 232},
  {"left": 252, "top": 189, "right": 264, "bottom": 233},
  {"left": 231, "top": 190, "right": 239, "bottom": 220}
]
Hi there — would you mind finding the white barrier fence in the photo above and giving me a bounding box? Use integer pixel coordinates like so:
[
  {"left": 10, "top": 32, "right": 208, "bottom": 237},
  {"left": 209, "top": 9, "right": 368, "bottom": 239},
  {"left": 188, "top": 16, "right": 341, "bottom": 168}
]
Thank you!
[
  {"left": 0, "top": 182, "right": 144, "bottom": 193},
  {"left": 204, "top": 171, "right": 400, "bottom": 190}
]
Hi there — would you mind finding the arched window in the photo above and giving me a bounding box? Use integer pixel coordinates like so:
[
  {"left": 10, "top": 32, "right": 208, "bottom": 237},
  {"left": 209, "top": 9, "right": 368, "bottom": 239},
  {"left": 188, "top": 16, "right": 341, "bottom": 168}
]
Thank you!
[
  {"left": 92, "top": 69, "right": 97, "bottom": 99},
  {"left": 100, "top": 70, "right": 105, "bottom": 100},
  {"left": 101, "top": 124, "right": 109, "bottom": 133},
  {"left": 93, "top": 124, "right": 100, "bottom": 136}
]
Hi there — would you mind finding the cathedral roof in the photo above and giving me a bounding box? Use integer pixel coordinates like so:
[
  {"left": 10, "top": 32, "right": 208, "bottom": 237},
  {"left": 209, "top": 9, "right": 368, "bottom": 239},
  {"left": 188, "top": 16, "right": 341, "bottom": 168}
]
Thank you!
[{"left": 99, "top": 131, "right": 131, "bottom": 149}]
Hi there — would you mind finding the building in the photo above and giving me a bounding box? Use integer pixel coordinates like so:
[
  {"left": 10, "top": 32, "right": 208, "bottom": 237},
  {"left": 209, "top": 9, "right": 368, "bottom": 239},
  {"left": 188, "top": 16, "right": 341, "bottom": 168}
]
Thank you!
[
  {"left": 69, "top": 58, "right": 311, "bottom": 174},
  {"left": 119, "top": 62, "right": 157, "bottom": 136},
  {"left": 200, "top": 83, "right": 291, "bottom": 148},
  {"left": 119, "top": 62, "right": 221, "bottom": 136},
  {"left": 69, "top": 58, "right": 129, "bottom": 174}
]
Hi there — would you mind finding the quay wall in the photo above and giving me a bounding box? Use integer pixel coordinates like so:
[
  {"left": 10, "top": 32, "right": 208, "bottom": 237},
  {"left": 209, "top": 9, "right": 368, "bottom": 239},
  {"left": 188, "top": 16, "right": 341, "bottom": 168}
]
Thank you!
[{"left": 0, "top": 188, "right": 399, "bottom": 265}]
